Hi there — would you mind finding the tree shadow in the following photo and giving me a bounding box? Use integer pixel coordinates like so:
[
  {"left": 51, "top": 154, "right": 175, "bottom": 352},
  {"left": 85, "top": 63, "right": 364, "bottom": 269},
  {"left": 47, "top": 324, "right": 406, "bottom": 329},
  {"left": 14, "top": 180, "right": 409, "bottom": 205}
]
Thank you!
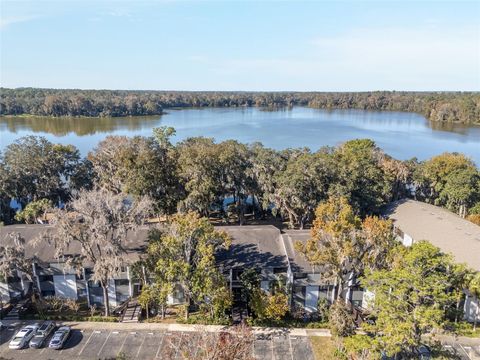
[{"left": 216, "top": 243, "right": 287, "bottom": 269}]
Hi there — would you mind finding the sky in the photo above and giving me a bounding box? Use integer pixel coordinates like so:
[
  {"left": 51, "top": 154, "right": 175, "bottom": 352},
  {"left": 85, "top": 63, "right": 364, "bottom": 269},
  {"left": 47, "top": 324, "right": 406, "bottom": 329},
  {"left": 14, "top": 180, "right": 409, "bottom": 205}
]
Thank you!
[{"left": 0, "top": 0, "right": 479, "bottom": 91}]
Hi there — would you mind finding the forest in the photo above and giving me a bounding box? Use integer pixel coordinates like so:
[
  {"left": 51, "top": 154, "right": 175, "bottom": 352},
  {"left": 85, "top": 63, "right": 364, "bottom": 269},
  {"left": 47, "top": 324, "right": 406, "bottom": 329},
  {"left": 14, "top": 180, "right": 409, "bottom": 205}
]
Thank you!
[
  {"left": 1, "top": 88, "right": 479, "bottom": 124},
  {"left": 1, "top": 131, "right": 479, "bottom": 227}
]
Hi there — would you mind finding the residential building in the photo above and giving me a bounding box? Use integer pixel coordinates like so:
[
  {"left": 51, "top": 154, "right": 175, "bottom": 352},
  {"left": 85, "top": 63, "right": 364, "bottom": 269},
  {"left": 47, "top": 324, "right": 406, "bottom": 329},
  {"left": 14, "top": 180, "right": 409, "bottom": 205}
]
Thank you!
[{"left": 382, "top": 199, "right": 480, "bottom": 323}]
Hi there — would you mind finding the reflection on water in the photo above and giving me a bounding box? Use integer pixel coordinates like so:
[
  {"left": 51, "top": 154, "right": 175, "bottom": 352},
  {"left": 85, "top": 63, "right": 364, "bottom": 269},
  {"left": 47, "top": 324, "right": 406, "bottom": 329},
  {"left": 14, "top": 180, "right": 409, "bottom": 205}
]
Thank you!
[
  {"left": 0, "top": 115, "right": 163, "bottom": 136},
  {"left": 0, "top": 107, "right": 479, "bottom": 164}
]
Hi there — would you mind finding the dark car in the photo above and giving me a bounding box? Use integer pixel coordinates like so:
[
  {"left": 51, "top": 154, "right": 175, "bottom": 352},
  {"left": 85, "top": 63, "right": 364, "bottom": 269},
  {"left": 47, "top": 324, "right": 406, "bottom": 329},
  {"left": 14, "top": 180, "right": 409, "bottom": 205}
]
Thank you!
[
  {"left": 29, "top": 321, "right": 56, "bottom": 349},
  {"left": 48, "top": 326, "right": 71, "bottom": 350},
  {"left": 415, "top": 345, "right": 432, "bottom": 360}
]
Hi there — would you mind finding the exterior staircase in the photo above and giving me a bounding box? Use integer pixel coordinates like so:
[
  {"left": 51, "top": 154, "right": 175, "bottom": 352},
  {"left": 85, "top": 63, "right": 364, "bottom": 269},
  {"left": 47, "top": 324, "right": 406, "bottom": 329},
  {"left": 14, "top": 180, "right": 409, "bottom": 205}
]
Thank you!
[
  {"left": 121, "top": 299, "right": 141, "bottom": 323},
  {"left": 2, "top": 298, "right": 29, "bottom": 321}
]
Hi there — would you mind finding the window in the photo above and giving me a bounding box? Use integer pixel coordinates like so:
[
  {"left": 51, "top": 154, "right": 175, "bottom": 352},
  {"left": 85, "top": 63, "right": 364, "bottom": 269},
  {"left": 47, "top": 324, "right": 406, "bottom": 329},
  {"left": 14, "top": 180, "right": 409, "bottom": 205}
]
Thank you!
[
  {"left": 38, "top": 275, "right": 53, "bottom": 282},
  {"left": 116, "top": 279, "right": 130, "bottom": 286}
]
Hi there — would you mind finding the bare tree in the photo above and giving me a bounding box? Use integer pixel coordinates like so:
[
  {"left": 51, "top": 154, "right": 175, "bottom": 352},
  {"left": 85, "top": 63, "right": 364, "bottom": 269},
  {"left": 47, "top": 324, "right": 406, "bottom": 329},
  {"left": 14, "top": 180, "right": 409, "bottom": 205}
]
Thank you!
[
  {"left": 174, "top": 324, "right": 255, "bottom": 360},
  {"left": 0, "top": 232, "right": 34, "bottom": 282},
  {"left": 45, "top": 188, "right": 152, "bottom": 316}
]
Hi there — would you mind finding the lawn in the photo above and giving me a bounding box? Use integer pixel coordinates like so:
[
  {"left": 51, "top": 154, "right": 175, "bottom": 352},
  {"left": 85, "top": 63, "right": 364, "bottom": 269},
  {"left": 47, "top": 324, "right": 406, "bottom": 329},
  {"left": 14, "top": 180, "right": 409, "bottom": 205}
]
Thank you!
[{"left": 309, "top": 336, "right": 337, "bottom": 360}]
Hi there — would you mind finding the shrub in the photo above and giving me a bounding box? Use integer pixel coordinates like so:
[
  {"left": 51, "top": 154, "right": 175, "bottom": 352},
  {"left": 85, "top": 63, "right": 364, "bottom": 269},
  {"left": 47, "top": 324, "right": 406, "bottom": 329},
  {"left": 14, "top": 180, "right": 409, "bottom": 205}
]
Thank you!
[{"left": 329, "top": 300, "right": 356, "bottom": 337}]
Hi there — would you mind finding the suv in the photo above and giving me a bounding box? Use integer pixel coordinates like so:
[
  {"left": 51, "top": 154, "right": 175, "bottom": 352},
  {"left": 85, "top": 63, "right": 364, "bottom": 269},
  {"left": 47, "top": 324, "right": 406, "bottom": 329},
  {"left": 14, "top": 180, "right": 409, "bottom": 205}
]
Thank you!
[
  {"left": 9, "top": 324, "right": 39, "bottom": 349},
  {"left": 29, "top": 321, "right": 56, "bottom": 348}
]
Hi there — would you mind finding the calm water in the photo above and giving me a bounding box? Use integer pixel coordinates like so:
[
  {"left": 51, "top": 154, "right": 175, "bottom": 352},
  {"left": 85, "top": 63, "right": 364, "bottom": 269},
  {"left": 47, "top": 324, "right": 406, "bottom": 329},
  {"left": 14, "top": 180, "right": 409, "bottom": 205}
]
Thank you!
[{"left": 0, "top": 107, "right": 479, "bottom": 164}]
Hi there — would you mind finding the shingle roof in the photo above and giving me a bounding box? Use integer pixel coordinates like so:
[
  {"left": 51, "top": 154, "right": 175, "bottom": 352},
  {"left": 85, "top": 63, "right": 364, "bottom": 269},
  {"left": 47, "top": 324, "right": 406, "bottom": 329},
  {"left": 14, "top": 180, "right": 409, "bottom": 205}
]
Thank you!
[
  {"left": 1, "top": 224, "right": 290, "bottom": 270},
  {"left": 0, "top": 224, "right": 150, "bottom": 266},
  {"left": 382, "top": 199, "right": 480, "bottom": 271},
  {"left": 282, "top": 229, "right": 313, "bottom": 273},
  {"left": 215, "top": 225, "right": 288, "bottom": 269}
]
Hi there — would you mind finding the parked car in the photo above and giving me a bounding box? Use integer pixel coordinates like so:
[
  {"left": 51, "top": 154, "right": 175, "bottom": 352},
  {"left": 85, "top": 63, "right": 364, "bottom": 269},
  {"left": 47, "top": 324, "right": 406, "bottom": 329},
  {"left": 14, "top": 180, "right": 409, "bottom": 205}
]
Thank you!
[
  {"left": 8, "top": 324, "right": 39, "bottom": 349},
  {"left": 415, "top": 345, "right": 432, "bottom": 360},
  {"left": 381, "top": 345, "right": 432, "bottom": 360},
  {"left": 48, "top": 326, "right": 71, "bottom": 350},
  {"left": 29, "top": 321, "right": 56, "bottom": 349}
]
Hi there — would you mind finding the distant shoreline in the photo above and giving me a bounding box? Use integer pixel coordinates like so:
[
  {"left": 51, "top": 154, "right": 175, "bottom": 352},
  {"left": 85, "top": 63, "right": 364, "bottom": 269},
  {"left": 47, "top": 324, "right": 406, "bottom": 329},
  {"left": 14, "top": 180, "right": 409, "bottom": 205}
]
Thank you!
[{"left": 1, "top": 89, "right": 479, "bottom": 125}]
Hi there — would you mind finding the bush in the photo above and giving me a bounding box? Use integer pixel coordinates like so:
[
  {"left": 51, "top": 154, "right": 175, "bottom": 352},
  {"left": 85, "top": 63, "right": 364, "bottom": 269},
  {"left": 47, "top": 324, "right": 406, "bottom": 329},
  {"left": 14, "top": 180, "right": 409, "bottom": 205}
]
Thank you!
[
  {"left": 329, "top": 301, "right": 356, "bottom": 337},
  {"left": 177, "top": 313, "right": 232, "bottom": 326}
]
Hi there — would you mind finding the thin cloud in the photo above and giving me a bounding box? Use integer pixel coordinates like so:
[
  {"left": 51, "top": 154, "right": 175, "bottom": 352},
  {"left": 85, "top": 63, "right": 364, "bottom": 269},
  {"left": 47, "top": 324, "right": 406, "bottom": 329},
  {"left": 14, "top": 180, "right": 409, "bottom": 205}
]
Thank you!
[{"left": 0, "top": 15, "right": 39, "bottom": 30}]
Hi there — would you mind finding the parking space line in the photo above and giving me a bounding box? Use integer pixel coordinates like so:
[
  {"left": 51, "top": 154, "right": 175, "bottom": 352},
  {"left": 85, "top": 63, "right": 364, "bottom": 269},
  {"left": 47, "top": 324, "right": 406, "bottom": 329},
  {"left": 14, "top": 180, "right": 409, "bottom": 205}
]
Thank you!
[
  {"left": 459, "top": 344, "right": 472, "bottom": 360},
  {"left": 118, "top": 331, "right": 129, "bottom": 356},
  {"left": 288, "top": 334, "right": 294, "bottom": 360},
  {"left": 135, "top": 333, "right": 147, "bottom": 359},
  {"left": 97, "top": 331, "right": 112, "bottom": 356},
  {"left": 155, "top": 333, "right": 165, "bottom": 359},
  {"left": 78, "top": 331, "right": 95, "bottom": 356},
  {"left": 271, "top": 336, "right": 274, "bottom": 360},
  {"left": 174, "top": 332, "right": 184, "bottom": 359}
]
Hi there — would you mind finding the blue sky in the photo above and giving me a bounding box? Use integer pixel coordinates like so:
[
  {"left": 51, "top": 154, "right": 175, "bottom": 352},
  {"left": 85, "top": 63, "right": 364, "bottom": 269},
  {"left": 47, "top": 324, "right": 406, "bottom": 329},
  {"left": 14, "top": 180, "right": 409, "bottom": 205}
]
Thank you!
[{"left": 1, "top": 1, "right": 479, "bottom": 91}]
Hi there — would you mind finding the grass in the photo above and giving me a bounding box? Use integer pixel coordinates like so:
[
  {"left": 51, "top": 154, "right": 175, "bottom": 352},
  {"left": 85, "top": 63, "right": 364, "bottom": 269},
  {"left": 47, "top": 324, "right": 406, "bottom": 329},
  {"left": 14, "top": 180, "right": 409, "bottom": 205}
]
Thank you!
[
  {"left": 444, "top": 321, "right": 480, "bottom": 338},
  {"left": 309, "top": 336, "right": 337, "bottom": 360}
]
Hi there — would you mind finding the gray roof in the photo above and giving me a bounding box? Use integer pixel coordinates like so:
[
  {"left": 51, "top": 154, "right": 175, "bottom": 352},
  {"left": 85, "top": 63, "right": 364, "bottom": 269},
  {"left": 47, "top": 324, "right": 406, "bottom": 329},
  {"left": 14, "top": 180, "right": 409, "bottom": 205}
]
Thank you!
[
  {"left": 382, "top": 199, "right": 480, "bottom": 271},
  {"left": 215, "top": 225, "right": 288, "bottom": 269},
  {"left": 0, "top": 224, "right": 150, "bottom": 266},
  {"left": 282, "top": 229, "right": 313, "bottom": 273},
  {"left": 1, "top": 223, "right": 290, "bottom": 270}
]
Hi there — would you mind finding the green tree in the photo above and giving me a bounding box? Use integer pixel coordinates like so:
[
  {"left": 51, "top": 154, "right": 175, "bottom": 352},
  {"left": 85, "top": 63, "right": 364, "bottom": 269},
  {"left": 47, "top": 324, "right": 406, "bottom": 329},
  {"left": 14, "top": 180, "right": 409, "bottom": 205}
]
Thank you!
[
  {"left": 248, "top": 143, "right": 289, "bottom": 219},
  {"left": 89, "top": 134, "right": 180, "bottom": 214},
  {"left": 176, "top": 138, "right": 224, "bottom": 217},
  {"left": 217, "top": 140, "right": 253, "bottom": 225},
  {"left": 273, "top": 149, "right": 335, "bottom": 229},
  {"left": 438, "top": 167, "right": 480, "bottom": 217},
  {"left": 1, "top": 136, "right": 81, "bottom": 208},
  {"left": 468, "top": 272, "right": 480, "bottom": 331},
  {"left": 295, "top": 196, "right": 360, "bottom": 300},
  {"left": 421, "top": 152, "right": 477, "bottom": 206},
  {"left": 138, "top": 283, "right": 172, "bottom": 319},
  {"left": 296, "top": 196, "right": 396, "bottom": 301},
  {"left": 14, "top": 199, "right": 53, "bottom": 224},
  {"left": 145, "top": 212, "right": 231, "bottom": 320},
  {"left": 361, "top": 241, "right": 460, "bottom": 356},
  {"left": 331, "top": 139, "right": 391, "bottom": 216}
]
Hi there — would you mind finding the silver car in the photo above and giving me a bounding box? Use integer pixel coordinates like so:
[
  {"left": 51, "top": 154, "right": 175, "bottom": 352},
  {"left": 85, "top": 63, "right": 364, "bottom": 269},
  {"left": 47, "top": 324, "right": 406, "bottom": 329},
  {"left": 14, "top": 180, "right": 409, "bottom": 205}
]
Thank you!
[
  {"left": 9, "top": 324, "right": 39, "bottom": 349},
  {"left": 48, "top": 326, "right": 71, "bottom": 350},
  {"left": 29, "top": 321, "right": 56, "bottom": 348}
]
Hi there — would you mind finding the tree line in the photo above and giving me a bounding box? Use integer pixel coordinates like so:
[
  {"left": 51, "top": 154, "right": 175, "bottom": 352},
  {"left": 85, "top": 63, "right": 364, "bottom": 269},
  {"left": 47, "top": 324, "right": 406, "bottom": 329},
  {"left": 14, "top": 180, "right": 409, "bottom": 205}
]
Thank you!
[
  {"left": 1, "top": 88, "right": 479, "bottom": 124},
  {"left": 1, "top": 131, "right": 479, "bottom": 227}
]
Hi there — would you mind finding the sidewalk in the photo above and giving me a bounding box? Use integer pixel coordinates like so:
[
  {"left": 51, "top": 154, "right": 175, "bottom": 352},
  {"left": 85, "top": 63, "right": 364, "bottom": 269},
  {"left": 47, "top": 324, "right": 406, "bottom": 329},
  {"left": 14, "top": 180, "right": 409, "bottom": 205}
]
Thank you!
[
  {"left": 1, "top": 318, "right": 327, "bottom": 337},
  {"left": 2, "top": 319, "right": 478, "bottom": 343}
]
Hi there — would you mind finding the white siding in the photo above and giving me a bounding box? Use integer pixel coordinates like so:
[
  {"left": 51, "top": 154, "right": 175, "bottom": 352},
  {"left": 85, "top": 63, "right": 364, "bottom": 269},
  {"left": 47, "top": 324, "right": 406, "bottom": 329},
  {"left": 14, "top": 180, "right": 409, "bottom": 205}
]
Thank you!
[
  {"left": 362, "top": 290, "right": 375, "bottom": 310},
  {"left": 53, "top": 274, "right": 78, "bottom": 299},
  {"left": 0, "top": 281, "right": 11, "bottom": 302},
  {"left": 464, "top": 295, "right": 480, "bottom": 323},
  {"left": 107, "top": 279, "right": 117, "bottom": 307},
  {"left": 403, "top": 233, "right": 413, "bottom": 247}
]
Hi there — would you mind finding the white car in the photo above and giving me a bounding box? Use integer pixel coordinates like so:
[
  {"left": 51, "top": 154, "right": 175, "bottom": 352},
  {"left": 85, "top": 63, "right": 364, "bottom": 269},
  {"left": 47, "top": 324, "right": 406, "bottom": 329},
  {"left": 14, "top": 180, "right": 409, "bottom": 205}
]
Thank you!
[{"left": 8, "top": 324, "right": 39, "bottom": 349}]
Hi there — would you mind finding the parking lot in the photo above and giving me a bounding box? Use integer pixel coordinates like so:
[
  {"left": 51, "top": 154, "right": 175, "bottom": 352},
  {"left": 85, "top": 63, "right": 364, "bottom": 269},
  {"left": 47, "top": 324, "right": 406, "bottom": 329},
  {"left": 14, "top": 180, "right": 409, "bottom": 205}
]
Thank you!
[
  {"left": 0, "top": 323, "right": 314, "bottom": 360},
  {"left": 440, "top": 341, "right": 480, "bottom": 360}
]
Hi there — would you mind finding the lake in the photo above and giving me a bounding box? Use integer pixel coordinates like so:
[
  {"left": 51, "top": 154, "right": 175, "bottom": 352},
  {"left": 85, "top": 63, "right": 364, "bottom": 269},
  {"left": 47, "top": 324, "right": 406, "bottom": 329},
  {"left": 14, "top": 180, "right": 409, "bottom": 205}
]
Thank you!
[{"left": 0, "top": 107, "right": 479, "bottom": 164}]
